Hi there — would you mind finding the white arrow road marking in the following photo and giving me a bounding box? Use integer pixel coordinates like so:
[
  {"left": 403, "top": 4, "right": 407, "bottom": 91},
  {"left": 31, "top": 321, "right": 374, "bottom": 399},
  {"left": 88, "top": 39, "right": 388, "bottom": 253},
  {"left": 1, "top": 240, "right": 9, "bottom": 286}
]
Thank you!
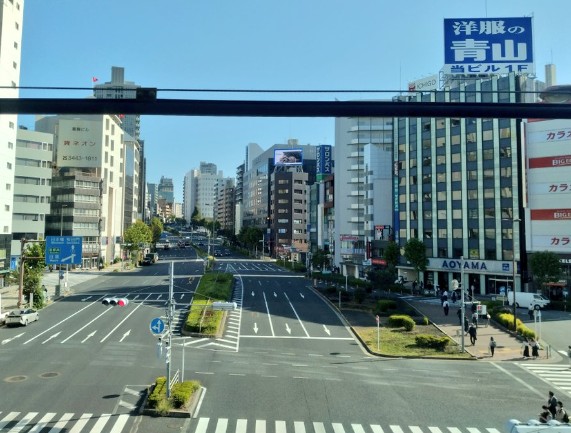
[
  {"left": 81, "top": 331, "right": 97, "bottom": 343},
  {"left": 100, "top": 293, "right": 152, "bottom": 342},
  {"left": 323, "top": 325, "right": 331, "bottom": 336},
  {"left": 273, "top": 292, "right": 277, "bottom": 297},
  {"left": 283, "top": 292, "right": 310, "bottom": 337},
  {"left": 61, "top": 307, "right": 111, "bottom": 343},
  {"left": 254, "top": 323, "right": 259, "bottom": 334},
  {"left": 82, "top": 296, "right": 93, "bottom": 301},
  {"left": 42, "top": 332, "right": 61, "bottom": 344},
  {"left": 262, "top": 292, "right": 275, "bottom": 336},
  {"left": 300, "top": 293, "right": 305, "bottom": 299},
  {"left": 251, "top": 291, "right": 255, "bottom": 296},
  {"left": 120, "top": 330, "right": 131, "bottom": 342},
  {"left": 285, "top": 323, "right": 291, "bottom": 334},
  {"left": 133, "top": 295, "right": 140, "bottom": 301},
  {"left": 156, "top": 294, "right": 162, "bottom": 300},
  {"left": 2, "top": 332, "right": 24, "bottom": 345},
  {"left": 179, "top": 294, "right": 185, "bottom": 300}
]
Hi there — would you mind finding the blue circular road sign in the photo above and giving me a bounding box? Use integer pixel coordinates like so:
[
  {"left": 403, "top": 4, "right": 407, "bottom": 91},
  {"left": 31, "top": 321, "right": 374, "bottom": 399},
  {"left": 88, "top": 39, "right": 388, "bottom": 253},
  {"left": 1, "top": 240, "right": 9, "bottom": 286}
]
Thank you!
[{"left": 150, "top": 317, "right": 165, "bottom": 335}]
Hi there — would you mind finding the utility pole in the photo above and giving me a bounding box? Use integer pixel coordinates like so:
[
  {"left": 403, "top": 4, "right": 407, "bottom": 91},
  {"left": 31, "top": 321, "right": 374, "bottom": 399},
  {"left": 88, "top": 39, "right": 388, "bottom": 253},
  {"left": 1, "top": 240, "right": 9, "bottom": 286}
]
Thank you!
[
  {"left": 166, "top": 261, "right": 174, "bottom": 398},
  {"left": 18, "top": 238, "right": 27, "bottom": 307}
]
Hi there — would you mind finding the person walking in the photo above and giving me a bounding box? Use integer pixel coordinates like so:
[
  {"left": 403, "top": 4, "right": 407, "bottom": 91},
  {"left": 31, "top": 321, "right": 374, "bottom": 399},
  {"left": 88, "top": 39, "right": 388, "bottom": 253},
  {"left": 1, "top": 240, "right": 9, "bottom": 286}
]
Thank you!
[
  {"left": 528, "top": 303, "right": 535, "bottom": 321},
  {"left": 568, "top": 345, "right": 571, "bottom": 369},
  {"left": 451, "top": 290, "right": 457, "bottom": 304},
  {"left": 531, "top": 338, "right": 540, "bottom": 359},
  {"left": 554, "top": 401, "right": 569, "bottom": 423},
  {"left": 522, "top": 338, "right": 530, "bottom": 359},
  {"left": 489, "top": 337, "right": 496, "bottom": 357},
  {"left": 443, "top": 300, "right": 450, "bottom": 316},
  {"left": 468, "top": 323, "right": 477, "bottom": 345},
  {"left": 548, "top": 391, "right": 558, "bottom": 417}
]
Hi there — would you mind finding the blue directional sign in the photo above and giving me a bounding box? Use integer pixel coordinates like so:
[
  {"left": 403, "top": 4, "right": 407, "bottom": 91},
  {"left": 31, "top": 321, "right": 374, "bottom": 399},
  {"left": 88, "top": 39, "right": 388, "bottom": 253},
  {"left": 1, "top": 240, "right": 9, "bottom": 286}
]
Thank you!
[
  {"left": 45, "top": 236, "right": 82, "bottom": 265},
  {"left": 150, "top": 317, "right": 166, "bottom": 335}
]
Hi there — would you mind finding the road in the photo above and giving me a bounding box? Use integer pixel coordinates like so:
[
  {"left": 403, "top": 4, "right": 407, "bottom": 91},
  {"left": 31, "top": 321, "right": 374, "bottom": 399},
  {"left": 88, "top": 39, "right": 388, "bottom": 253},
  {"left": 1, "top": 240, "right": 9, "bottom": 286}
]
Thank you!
[{"left": 0, "top": 248, "right": 569, "bottom": 432}]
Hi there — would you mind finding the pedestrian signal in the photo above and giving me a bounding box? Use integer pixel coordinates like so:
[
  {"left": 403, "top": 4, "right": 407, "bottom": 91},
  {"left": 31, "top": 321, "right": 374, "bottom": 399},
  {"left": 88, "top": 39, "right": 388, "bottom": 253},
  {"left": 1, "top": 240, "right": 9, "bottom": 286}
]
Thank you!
[{"left": 102, "top": 297, "right": 129, "bottom": 306}]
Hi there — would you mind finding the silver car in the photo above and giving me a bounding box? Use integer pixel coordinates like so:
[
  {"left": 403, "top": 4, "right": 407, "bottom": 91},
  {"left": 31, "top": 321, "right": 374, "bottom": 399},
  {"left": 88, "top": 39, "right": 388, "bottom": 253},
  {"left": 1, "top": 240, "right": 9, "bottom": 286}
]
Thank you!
[{"left": 5, "top": 308, "right": 39, "bottom": 327}]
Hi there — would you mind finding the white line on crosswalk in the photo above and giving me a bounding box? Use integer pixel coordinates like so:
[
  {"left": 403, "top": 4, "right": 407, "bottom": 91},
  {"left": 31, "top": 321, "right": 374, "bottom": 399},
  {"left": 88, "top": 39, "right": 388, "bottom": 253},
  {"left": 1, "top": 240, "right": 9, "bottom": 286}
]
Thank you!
[
  {"left": 27, "top": 413, "right": 56, "bottom": 433},
  {"left": 236, "top": 419, "right": 247, "bottom": 433},
  {"left": 215, "top": 418, "right": 228, "bottom": 433},
  {"left": 256, "top": 419, "right": 266, "bottom": 433},
  {"left": 68, "top": 413, "right": 92, "bottom": 433},
  {"left": 49, "top": 412, "right": 74, "bottom": 433},
  {"left": 6, "top": 412, "right": 37, "bottom": 433},
  {"left": 371, "top": 426, "right": 385, "bottom": 433}
]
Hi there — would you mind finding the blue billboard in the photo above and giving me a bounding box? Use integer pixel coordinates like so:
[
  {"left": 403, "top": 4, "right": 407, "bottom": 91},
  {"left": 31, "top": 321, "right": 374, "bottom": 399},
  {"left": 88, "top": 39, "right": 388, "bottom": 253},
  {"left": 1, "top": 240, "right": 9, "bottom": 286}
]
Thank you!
[
  {"left": 45, "top": 236, "right": 83, "bottom": 265},
  {"left": 316, "top": 145, "right": 332, "bottom": 179},
  {"left": 443, "top": 17, "right": 534, "bottom": 75}
]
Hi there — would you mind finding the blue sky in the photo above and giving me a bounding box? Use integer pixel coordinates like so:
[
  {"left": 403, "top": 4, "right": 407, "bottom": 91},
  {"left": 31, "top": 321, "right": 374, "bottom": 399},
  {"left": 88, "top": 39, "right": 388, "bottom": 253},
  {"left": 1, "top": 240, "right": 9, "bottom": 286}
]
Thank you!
[{"left": 19, "top": 0, "right": 571, "bottom": 202}]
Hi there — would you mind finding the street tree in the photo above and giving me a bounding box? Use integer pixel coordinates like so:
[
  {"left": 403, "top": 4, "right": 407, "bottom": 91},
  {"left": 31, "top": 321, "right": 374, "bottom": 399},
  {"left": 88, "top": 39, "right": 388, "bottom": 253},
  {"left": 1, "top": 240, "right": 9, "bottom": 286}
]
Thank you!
[
  {"left": 124, "top": 220, "right": 153, "bottom": 264},
  {"left": 403, "top": 238, "right": 428, "bottom": 282},
  {"left": 384, "top": 241, "right": 400, "bottom": 268},
  {"left": 528, "top": 251, "right": 562, "bottom": 292},
  {"left": 150, "top": 217, "right": 164, "bottom": 245},
  {"left": 22, "top": 242, "right": 46, "bottom": 308},
  {"left": 238, "top": 226, "right": 263, "bottom": 252},
  {"left": 311, "top": 248, "right": 330, "bottom": 271}
]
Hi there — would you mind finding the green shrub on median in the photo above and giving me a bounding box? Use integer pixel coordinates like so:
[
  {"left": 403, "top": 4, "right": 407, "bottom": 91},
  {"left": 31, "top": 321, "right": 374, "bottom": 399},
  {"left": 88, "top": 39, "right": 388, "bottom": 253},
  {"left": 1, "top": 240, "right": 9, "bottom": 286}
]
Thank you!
[
  {"left": 387, "top": 314, "right": 415, "bottom": 331},
  {"left": 147, "top": 376, "right": 201, "bottom": 414},
  {"left": 415, "top": 334, "right": 450, "bottom": 350},
  {"left": 375, "top": 299, "right": 397, "bottom": 313},
  {"left": 496, "top": 312, "right": 536, "bottom": 339}
]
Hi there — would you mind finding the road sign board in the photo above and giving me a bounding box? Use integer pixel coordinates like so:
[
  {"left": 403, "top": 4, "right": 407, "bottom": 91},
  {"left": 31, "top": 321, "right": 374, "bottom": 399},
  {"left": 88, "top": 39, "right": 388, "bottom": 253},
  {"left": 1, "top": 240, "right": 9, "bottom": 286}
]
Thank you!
[
  {"left": 45, "top": 236, "right": 83, "bottom": 265},
  {"left": 150, "top": 317, "right": 166, "bottom": 335}
]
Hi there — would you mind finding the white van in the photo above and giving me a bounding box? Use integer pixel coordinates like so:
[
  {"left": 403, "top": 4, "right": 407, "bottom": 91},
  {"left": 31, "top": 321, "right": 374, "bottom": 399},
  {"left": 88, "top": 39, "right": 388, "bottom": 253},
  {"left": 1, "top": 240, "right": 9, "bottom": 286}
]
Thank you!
[{"left": 507, "top": 291, "right": 550, "bottom": 310}]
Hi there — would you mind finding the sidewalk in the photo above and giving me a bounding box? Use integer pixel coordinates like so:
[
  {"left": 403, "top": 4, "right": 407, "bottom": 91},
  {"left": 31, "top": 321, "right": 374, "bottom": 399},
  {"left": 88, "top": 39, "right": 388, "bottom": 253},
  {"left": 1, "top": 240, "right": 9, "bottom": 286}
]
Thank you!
[
  {"left": 0, "top": 262, "right": 132, "bottom": 312},
  {"left": 408, "top": 297, "right": 563, "bottom": 363}
]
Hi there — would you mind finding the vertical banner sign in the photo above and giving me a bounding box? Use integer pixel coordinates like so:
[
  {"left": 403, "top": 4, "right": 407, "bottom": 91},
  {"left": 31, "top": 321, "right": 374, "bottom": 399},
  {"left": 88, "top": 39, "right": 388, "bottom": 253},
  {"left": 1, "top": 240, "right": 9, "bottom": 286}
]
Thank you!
[
  {"left": 443, "top": 17, "right": 534, "bottom": 75},
  {"left": 316, "top": 145, "right": 332, "bottom": 181}
]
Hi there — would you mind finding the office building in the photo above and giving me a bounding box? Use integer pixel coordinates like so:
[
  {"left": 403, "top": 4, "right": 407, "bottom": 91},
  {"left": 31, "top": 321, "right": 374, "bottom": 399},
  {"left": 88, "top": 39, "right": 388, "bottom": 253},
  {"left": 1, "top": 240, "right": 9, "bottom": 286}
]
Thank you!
[{"left": 0, "top": 0, "right": 24, "bottom": 281}]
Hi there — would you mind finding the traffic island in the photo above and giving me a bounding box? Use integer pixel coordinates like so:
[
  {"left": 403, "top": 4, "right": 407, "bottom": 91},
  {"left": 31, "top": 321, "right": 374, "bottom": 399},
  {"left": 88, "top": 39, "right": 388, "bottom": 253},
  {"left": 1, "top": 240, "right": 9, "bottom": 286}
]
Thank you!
[{"left": 141, "top": 377, "right": 203, "bottom": 418}]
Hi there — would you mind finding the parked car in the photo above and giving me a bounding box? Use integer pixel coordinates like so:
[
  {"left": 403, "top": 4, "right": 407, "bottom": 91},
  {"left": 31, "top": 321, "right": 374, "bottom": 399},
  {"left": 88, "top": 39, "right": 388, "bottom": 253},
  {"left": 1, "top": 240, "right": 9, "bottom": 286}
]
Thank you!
[
  {"left": 0, "top": 311, "right": 6, "bottom": 325},
  {"left": 5, "top": 308, "right": 39, "bottom": 327},
  {"left": 507, "top": 291, "right": 550, "bottom": 310},
  {"left": 142, "top": 256, "right": 153, "bottom": 265}
]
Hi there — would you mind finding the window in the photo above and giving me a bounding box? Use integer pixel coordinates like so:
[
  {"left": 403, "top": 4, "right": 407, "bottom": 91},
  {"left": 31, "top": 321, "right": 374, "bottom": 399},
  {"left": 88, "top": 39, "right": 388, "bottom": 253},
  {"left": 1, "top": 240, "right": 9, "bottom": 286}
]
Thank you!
[
  {"left": 7, "top": 162, "right": 12, "bottom": 170},
  {"left": 484, "top": 188, "right": 494, "bottom": 199},
  {"left": 468, "top": 209, "right": 478, "bottom": 218},
  {"left": 453, "top": 228, "right": 462, "bottom": 238},
  {"left": 437, "top": 173, "right": 446, "bottom": 183},
  {"left": 452, "top": 191, "right": 461, "bottom": 200},
  {"left": 484, "top": 208, "right": 495, "bottom": 218},
  {"left": 467, "top": 151, "right": 477, "bottom": 162},
  {"left": 423, "top": 210, "right": 432, "bottom": 219},
  {"left": 6, "top": 184, "right": 11, "bottom": 190},
  {"left": 437, "top": 191, "right": 446, "bottom": 201},
  {"left": 483, "top": 149, "right": 494, "bottom": 160},
  {"left": 5, "top": 205, "right": 10, "bottom": 211},
  {"left": 453, "top": 209, "right": 462, "bottom": 219},
  {"left": 437, "top": 210, "right": 446, "bottom": 219}
]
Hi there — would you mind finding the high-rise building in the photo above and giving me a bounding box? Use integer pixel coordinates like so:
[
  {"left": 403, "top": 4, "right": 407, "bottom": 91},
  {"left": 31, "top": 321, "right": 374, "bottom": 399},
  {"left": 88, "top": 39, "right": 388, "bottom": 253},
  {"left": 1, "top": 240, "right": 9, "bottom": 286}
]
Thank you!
[
  {"left": 183, "top": 162, "right": 223, "bottom": 225},
  {"left": 10, "top": 128, "right": 53, "bottom": 264},
  {"left": 0, "top": 0, "right": 24, "bottom": 280},
  {"left": 215, "top": 178, "right": 235, "bottom": 233},
  {"left": 394, "top": 73, "right": 541, "bottom": 296},
  {"left": 157, "top": 176, "right": 174, "bottom": 220},
  {"left": 334, "top": 116, "right": 394, "bottom": 278},
  {"left": 94, "top": 66, "right": 146, "bottom": 223},
  {"left": 37, "top": 115, "right": 125, "bottom": 267},
  {"left": 123, "top": 133, "right": 141, "bottom": 231}
]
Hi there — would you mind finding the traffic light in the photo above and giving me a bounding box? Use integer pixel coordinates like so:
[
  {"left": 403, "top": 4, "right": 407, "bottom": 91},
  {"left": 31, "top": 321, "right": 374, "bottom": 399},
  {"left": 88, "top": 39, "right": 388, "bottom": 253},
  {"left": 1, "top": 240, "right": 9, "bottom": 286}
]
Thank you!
[{"left": 102, "top": 297, "right": 129, "bottom": 306}]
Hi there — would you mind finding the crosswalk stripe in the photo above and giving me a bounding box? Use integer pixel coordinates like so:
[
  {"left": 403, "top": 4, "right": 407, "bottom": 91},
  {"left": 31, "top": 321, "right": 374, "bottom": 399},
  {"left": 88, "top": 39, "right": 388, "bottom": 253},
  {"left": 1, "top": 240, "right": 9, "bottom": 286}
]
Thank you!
[
  {"left": 468, "top": 427, "right": 483, "bottom": 433},
  {"left": 68, "top": 413, "right": 92, "bottom": 433},
  {"left": 109, "top": 414, "right": 130, "bottom": 433},
  {"left": 236, "top": 419, "right": 247, "bottom": 433},
  {"left": 352, "top": 424, "right": 367, "bottom": 433},
  {"left": 487, "top": 428, "right": 502, "bottom": 433},
  {"left": 87, "top": 413, "right": 111, "bottom": 433},
  {"left": 276, "top": 420, "right": 287, "bottom": 433},
  {"left": 256, "top": 419, "right": 266, "bottom": 433},
  {"left": 371, "top": 426, "right": 385, "bottom": 433},
  {"left": 215, "top": 418, "right": 228, "bottom": 433},
  {"left": 313, "top": 422, "right": 326, "bottom": 433},
  {"left": 195, "top": 417, "right": 210, "bottom": 433},
  {"left": 391, "top": 425, "right": 405, "bottom": 433},
  {"left": 27, "top": 413, "right": 57, "bottom": 433},
  {"left": 0, "top": 412, "right": 20, "bottom": 430},
  {"left": 448, "top": 427, "right": 463, "bottom": 433},
  {"left": 7, "top": 412, "right": 38, "bottom": 433},
  {"left": 294, "top": 421, "right": 306, "bottom": 433},
  {"left": 410, "top": 426, "right": 424, "bottom": 433},
  {"left": 49, "top": 412, "right": 74, "bottom": 433},
  {"left": 332, "top": 422, "right": 345, "bottom": 433}
]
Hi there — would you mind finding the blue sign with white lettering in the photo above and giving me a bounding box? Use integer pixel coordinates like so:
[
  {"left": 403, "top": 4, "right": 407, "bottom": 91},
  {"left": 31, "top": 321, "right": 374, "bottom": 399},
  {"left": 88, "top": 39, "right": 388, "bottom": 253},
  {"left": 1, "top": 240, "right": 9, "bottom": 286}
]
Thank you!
[
  {"left": 45, "top": 236, "right": 83, "bottom": 265},
  {"left": 150, "top": 317, "right": 165, "bottom": 335},
  {"left": 443, "top": 17, "right": 534, "bottom": 75}
]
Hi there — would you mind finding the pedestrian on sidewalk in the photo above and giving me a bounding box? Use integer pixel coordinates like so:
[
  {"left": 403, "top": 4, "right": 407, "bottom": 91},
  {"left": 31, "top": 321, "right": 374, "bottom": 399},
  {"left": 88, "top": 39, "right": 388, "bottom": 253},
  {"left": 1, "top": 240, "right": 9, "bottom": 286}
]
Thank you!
[
  {"left": 468, "top": 323, "right": 477, "bottom": 345},
  {"left": 489, "top": 337, "right": 496, "bottom": 357},
  {"left": 522, "top": 338, "right": 530, "bottom": 359},
  {"left": 547, "top": 391, "right": 558, "bottom": 417},
  {"left": 528, "top": 303, "right": 535, "bottom": 320},
  {"left": 531, "top": 338, "right": 540, "bottom": 359},
  {"left": 568, "top": 345, "right": 571, "bottom": 369},
  {"left": 443, "top": 300, "right": 449, "bottom": 316},
  {"left": 451, "top": 291, "right": 457, "bottom": 304},
  {"left": 457, "top": 308, "right": 462, "bottom": 325}
]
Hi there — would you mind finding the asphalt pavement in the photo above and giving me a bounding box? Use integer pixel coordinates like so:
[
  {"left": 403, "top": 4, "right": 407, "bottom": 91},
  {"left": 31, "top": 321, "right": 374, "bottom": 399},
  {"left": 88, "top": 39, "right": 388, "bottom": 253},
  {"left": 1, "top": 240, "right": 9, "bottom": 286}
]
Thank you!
[{"left": 1, "top": 265, "right": 565, "bottom": 364}]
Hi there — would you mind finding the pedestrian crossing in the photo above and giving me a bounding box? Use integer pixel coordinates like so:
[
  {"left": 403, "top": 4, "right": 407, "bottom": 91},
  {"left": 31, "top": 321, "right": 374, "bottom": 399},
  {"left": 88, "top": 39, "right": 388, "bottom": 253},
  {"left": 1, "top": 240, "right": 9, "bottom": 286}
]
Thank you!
[
  {"left": 0, "top": 411, "right": 131, "bottom": 433},
  {"left": 188, "top": 418, "right": 502, "bottom": 433},
  {"left": 517, "top": 363, "right": 571, "bottom": 395}
]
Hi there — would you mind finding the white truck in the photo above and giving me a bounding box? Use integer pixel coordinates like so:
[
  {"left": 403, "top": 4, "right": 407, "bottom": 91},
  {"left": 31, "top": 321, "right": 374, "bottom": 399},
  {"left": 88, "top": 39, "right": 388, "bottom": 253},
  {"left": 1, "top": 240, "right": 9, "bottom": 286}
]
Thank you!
[{"left": 507, "top": 291, "right": 550, "bottom": 310}]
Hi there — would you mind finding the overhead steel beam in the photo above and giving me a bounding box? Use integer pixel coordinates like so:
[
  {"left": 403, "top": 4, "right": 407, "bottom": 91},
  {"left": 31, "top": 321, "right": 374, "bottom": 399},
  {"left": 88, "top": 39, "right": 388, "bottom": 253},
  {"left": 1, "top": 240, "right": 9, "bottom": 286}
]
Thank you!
[{"left": 1, "top": 97, "right": 571, "bottom": 119}]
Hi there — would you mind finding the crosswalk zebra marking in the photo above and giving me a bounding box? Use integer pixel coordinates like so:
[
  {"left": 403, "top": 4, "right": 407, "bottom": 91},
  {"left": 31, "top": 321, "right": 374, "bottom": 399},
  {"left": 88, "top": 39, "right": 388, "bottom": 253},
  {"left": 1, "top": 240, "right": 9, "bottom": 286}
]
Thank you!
[
  {"left": 27, "top": 412, "right": 56, "bottom": 433},
  {"left": 6, "top": 412, "right": 37, "bottom": 433},
  {"left": 371, "top": 426, "right": 385, "bottom": 433},
  {"left": 294, "top": 421, "right": 306, "bottom": 433},
  {"left": 215, "top": 418, "right": 228, "bottom": 433},
  {"left": 236, "top": 419, "right": 248, "bottom": 433},
  {"left": 195, "top": 417, "right": 210, "bottom": 433},
  {"left": 68, "top": 413, "right": 93, "bottom": 433}
]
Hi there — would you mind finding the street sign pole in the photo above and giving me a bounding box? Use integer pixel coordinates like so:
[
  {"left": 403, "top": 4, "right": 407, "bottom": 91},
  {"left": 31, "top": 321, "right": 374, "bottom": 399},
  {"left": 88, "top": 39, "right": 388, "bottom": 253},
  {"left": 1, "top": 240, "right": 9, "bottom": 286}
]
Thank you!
[{"left": 376, "top": 315, "right": 380, "bottom": 351}]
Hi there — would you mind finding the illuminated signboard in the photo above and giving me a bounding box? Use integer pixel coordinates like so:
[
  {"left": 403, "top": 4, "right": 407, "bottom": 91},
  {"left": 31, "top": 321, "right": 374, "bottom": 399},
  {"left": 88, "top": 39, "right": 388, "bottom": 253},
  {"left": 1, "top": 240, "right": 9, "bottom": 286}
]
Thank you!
[{"left": 274, "top": 148, "right": 303, "bottom": 166}]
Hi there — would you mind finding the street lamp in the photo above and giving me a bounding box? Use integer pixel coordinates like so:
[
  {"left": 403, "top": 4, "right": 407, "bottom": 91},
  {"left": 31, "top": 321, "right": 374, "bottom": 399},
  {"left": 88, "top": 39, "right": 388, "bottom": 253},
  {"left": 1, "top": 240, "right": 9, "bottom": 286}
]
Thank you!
[{"left": 512, "top": 218, "right": 522, "bottom": 332}]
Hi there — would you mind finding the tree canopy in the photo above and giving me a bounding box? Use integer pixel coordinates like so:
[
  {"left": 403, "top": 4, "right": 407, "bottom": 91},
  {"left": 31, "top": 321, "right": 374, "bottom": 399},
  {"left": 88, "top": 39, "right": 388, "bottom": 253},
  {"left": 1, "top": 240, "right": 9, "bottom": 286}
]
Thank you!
[
  {"left": 528, "top": 251, "right": 562, "bottom": 290},
  {"left": 403, "top": 238, "right": 428, "bottom": 280},
  {"left": 123, "top": 220, "right": 152, "bottom": 250}
]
